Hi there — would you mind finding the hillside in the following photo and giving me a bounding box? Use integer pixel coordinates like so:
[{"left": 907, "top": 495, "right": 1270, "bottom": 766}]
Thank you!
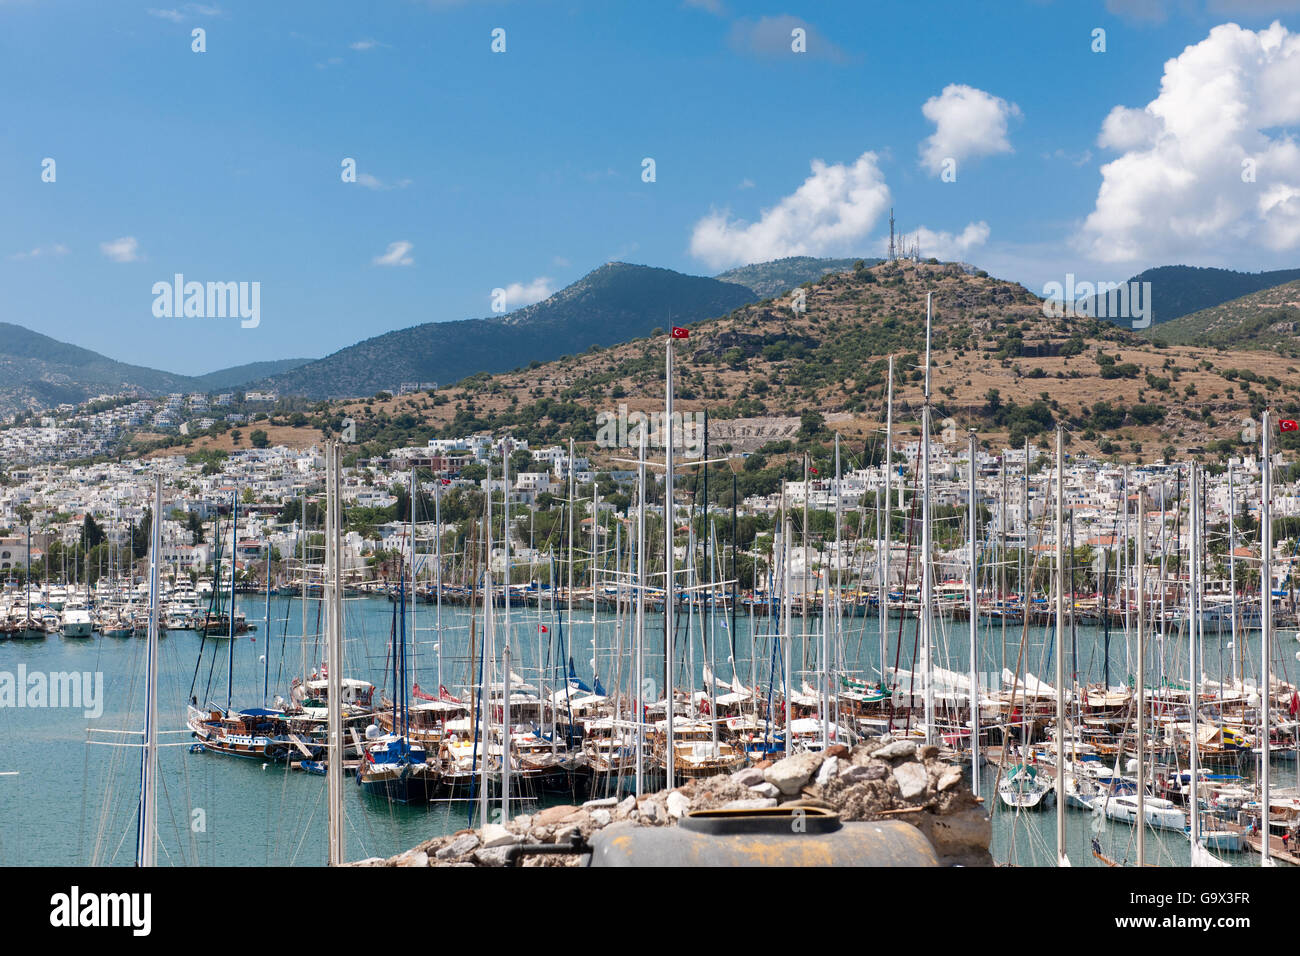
[
  {"left": 191, "top": 358, "right": 315, "bottom": 390},
  {"left": 0, "top": 322, "right": 196, "bottom": 413},
  {"left": 254, "top": 263, "right": 758, "bottom": 400},
  {"left": 1145, "top": 280, "right": 1300, "bottom": 355},
  {"left": 1084, "top": 264, "right": 1300, "bottom": 328},
  {"left": 714, "top": 256, "right": 879, "bottom": 297},
  {"left": 284, "top": 260, "right": 1300, "bottom": 468},
  {"left": 0, "top": 323, "right": 319, "bottom": 415}
]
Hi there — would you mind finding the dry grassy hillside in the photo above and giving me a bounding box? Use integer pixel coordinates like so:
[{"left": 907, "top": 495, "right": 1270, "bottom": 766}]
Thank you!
[{"left": 315, "top": 260, "right": 1300, "bottom": 465}]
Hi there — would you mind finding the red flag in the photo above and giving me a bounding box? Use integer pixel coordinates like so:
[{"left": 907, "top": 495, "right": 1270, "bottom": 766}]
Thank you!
[
  {"left": 670, "top": 326, "right": 690, "bottom": 339},
  {"left": 1281, "top": 420, "right": 1299, "bottom": 432},
  {"left": 441, "top": 477, "right": 451, "bottom": 485},
  {"left": 1290, "top": 691, "right": 1299, "bottom": 717},
  {"left": 539, "top": 625, "right": 549, "bottom": 633},
  {"left": 810, "top": 467, "right": 819, "bottom": 475}
]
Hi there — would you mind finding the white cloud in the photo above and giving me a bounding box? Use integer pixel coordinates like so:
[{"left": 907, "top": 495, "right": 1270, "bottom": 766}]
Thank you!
[
  {"left": 1044, "top": 147, "right": 1094, "bottom": 166},
  {"left": 100, "top": 237, "right": 141, "bottom": 263},
  {"left": 1081, "top": 21, "right": 1300, "bottom": 263},
  {"left": 727, "top": 15, "right": 846, "bottom": 62},
  {"left": 349, "top": 38, "right": 387, "bottom": 51},
  {"left": 498, "top": 277, "right": 555, "bottom": 309},
  {"left": 373, "top": 240, "right": 414, "bottom": 266},
  {"left": 1110, "top": 0, "right": 1300, "bottom": 19},
  {"left": 919, "top": 84, "right": 1021, "bottom": 176},
  {"left": 888, "top": 222, "right": 991, "bottom": 261},
  {"left": 1104, "top": 0, "right": 1173, "bottom": 21},
  {"left": 10, "top": 243, "right": 68, "bottom": 260},
  {"left": 358, "top": 172, "right": 411, "bottom": 190},
  {"left": 689, "top": 151, "right": 891, "bottom": 270},
  {"left": 147, "top": 4, "right": 220, "bottom": 21},
  {"left": 1210, "top": 0, "right": 1300, "bottom": 10}
]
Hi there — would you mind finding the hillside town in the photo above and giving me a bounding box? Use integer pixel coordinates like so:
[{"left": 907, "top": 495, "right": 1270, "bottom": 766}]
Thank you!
[{"left": 3, "top": 398, "right": 1297, "bottom": 606}]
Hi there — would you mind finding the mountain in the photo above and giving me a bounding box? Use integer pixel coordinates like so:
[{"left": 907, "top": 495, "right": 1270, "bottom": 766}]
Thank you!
[
  {"left": 191, "top": 358, "right": 315, "bottom": 391},
  {"left": 293, "top": 258, "right": 1300, "bottom": 467},
  {"left": 0, "top": 322, "right": 197, "bottom": 413},
  {"left": 0, "top": 323, "right": 317, "bottom": 414},
  {"left": 1145, "top": 279, "right": 1300, "bottom": 354},
  {"left": 714, "top": 256, "right": 880, "bottom": 297},
  {"left": 1083, "top": 264, "right": 1300, "bottom": 328},
  {"left": 256, "top": 262, "right": 759, "bottom": 399}
]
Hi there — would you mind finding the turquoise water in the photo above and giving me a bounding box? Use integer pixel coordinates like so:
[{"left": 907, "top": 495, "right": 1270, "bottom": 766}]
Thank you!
[{"left": 0, "top": 594, "right": 1287, "bottom": 866}]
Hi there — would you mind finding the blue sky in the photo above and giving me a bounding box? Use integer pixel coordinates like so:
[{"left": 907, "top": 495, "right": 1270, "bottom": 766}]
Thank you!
[{"left": 3, "top": 0, "right": 1300, "bottom": 374}]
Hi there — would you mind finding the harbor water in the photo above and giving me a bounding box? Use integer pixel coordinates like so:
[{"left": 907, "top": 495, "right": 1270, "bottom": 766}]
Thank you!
[{"left": 0, "top": 593, "right": 1290, "bottom": 866}]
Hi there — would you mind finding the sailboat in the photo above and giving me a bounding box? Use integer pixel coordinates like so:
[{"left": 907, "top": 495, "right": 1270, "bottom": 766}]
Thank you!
[
  {"left": 358, "top": 569, "right": 437, "bottom": 803},
  {"left": 998, "top": 761, "right": 1053, "bottom": 808},
  {"left": 187, "top": 492, "right": 300, "bottom": 761}
]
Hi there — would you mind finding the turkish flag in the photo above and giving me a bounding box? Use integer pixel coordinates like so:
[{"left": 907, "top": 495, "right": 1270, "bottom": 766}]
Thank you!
[
  {"left": 539, "top": 625, "right": 548, "bottom": 633},
  {"left": 1281, "top": 420, "right": 1298, "bottom": 432},
  {"left": 671, "top": 326, "right": 690, "bottom": 339},
  {"left": 810, "top": 467, "right": 819, "bottom": 475}
]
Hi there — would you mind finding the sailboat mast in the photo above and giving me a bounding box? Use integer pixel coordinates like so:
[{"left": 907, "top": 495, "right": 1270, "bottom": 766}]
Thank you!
[
  {"left": 1136, "top": 491, "right": 1146, "bottom": 867},
  {"left": 410, "top": 466, "right": 418, "bottom": 689},
  {"left": 326, "top": 443, "right": 345, "bottom": 865},
  {"left": 264, "top": 536, "right": 271, "bottom": 708},
  {"left": 1054, "top": 426, "right": 1066, "bottom": 865},
  {"left": 567, "top": 436, "right": 575, "bottom": 687},
  {"left": 635, "top": 429, "right": 647, "bottom": 797},
  {"left": 301, "top": 485, "right": 308, "bottom": 691},
  {"left": 783, "top": 517, "right": 793, "bottom": 750},
  {"left": 1189, "top": 461, "right": 1201, "bottom": 849},
  {"left": 882, "top": 354, "right": 893, "bottom": 681},
  {"left": 921, "top": 292, "right": 934, "bottom": 744},
  {"left": 802, "top": 454, "right": 809, "bottom": 687},
  {"left": 135, "top": 473, "right": 163, "bottom": 868},
  {"left": 481, "top": 464, "right": 494, "bottom": 828},
  {"left": 968, "top": 429, "right": 979, "bottom": 795},
  {"left": 502, "top": 440, "right": 512, "bottom": 824},
  {"left": 827, "top": 433, "right": 839, "bottom": 750},
  {"left": 1260, "top": 410, "right": 1272, "bottom": 867},
  {"left": 227, "top": 489, "right": 238, "bottom": 714},
  {"left": 1229, "top": 462, "right": 1238, "bottom": 686},
  {"left": 435, "top": 477, "right": 444, "bottom": 695},
  {"left": 665, "top": 333, "right": 677, "bottom": 783}
]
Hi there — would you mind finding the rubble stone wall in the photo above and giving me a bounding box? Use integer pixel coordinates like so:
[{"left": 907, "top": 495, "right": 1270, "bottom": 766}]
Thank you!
[{"left": 353, "top": 736, "right": 992, "bottom": 868}]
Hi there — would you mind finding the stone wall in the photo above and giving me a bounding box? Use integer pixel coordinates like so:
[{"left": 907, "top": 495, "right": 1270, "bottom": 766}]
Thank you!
[{"left": 353, "top": 735, "right": 992, "bottom": 868}]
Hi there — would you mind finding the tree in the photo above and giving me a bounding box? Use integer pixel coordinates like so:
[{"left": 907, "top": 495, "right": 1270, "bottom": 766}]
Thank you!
[
  {"left": 132, "top": 507, "right": 153, "bottom": 560},
  {"left": 798, "top": 410, "right": 825, "bottom": 441},
  {"left": 250, "top": 428, "right": 269, "bottom": 448},
  {"left": 82, "top": 514, "right": 105, "bottom": 550}
]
